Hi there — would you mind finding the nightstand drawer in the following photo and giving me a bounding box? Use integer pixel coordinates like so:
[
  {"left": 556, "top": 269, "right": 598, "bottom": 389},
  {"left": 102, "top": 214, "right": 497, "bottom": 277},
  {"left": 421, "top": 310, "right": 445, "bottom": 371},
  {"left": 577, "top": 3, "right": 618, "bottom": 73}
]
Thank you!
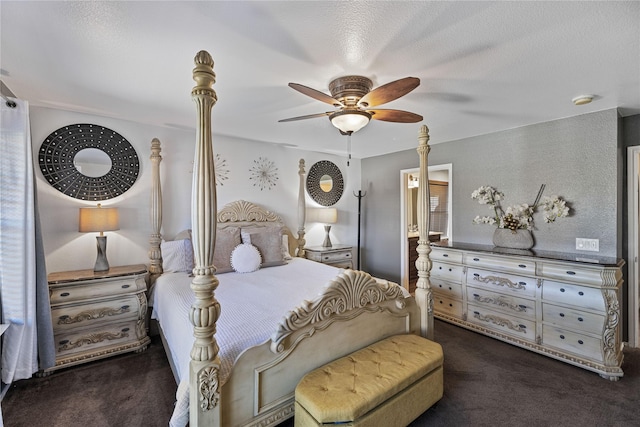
[
  {"left": 51, "top": 295, "right": 142, "bottom": 332},
  {"left": 320, "top": 251, "right": 352, "bottom": 263},
  {"left": 54, "top": 320, "right": 141, "bottom": 358},
  {"left": 50, "top": 275, "right": 146, "bottom": 304}
]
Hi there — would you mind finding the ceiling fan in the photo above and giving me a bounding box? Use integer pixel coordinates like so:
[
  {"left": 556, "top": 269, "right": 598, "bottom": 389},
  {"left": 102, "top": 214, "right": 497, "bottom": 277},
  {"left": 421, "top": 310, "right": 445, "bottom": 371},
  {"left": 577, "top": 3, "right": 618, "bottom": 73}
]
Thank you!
[{"left": 278, "top": 75, "right": 423, "bottom": 135}]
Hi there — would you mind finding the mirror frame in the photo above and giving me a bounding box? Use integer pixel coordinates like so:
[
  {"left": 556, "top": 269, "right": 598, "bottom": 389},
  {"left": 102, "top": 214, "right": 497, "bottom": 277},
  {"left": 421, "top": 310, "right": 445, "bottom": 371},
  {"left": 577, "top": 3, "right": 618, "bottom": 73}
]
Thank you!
[
  {"left": 306, "top": 160, "right": 344, "bottom": 206},
  {"left": 38, "top": 123, "right": 139, "bottom": 201}
]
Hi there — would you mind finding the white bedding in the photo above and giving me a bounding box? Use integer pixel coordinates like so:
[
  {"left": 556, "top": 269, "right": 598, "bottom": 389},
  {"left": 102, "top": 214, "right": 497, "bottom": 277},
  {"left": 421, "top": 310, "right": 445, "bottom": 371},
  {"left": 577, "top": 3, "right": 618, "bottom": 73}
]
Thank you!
[{"left": 151, "top": 258, "right": 352, "bottom": 426}]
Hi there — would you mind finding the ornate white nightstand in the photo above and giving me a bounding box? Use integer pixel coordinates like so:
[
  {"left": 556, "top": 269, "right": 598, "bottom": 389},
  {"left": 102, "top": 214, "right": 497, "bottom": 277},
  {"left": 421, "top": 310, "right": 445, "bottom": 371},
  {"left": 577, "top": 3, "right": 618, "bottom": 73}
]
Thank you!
[
  {"left": 44, "top": 264, "right": 150, "bottom": 374},
  {"left": 304, "top": 244, "right": 353, "bottom": 269}
]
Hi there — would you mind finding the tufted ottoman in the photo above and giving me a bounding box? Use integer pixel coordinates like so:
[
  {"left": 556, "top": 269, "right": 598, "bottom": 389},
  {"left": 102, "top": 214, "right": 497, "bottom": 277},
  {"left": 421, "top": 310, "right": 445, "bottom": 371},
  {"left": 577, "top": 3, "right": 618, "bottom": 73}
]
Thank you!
[{"left": 294, "top": 334, "right": 443, "bottom": 427}]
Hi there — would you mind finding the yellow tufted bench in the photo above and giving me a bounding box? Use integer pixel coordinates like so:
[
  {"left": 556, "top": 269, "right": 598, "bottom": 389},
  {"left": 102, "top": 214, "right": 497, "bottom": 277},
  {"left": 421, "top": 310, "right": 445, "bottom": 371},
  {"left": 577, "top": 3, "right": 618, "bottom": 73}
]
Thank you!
[{"left": 294, "top": 334, "right": 443, "bottom": 427}]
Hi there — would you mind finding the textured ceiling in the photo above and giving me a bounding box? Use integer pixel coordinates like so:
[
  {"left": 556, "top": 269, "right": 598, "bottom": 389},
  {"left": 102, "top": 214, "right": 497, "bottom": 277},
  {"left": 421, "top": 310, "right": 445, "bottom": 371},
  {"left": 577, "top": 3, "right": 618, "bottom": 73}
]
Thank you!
[{"left": 1, "top": 1, "right": 639, "bottom": 159}]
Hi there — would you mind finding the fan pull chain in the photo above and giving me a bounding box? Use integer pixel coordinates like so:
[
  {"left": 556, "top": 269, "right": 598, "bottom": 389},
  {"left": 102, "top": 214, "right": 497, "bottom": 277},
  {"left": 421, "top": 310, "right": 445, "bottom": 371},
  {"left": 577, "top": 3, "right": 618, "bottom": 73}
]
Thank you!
[{"left": 347, "top": 133, "right": 352, "bottom": 166}]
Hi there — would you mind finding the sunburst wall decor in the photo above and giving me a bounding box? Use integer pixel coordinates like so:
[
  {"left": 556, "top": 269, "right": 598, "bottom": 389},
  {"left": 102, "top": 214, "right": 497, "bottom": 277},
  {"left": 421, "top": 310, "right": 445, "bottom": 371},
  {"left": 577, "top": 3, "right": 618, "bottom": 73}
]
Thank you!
[
  {"left": 249, "top": 157, "right": 278, "bottom": 191},
  {"left": 214, "top": 153, "right": 229, "bottom": 186}
]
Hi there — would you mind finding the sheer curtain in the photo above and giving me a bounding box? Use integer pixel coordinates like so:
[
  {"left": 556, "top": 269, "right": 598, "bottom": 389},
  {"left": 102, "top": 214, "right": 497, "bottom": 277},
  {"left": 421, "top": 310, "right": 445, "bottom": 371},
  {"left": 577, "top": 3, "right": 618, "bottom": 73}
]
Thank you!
[{"left": 0, "top": 97, "right": 54, "bottom": 395}]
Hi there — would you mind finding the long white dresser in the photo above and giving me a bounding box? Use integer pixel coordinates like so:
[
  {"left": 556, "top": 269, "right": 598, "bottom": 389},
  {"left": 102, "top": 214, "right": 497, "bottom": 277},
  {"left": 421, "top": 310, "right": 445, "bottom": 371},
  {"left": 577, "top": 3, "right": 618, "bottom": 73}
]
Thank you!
[{"left": 429, "top": 242, "right": 624, "bottom": 380}]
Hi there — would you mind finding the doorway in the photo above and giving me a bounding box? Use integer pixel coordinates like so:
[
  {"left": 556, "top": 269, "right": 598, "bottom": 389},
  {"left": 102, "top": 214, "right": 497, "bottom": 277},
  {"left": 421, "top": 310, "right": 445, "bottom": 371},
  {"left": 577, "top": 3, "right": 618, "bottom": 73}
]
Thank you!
[
  {"left": 400, "top": 164, "right": 452, "bottom": 292},
  {"left": 626, "top": 146, "right": 640, "bottom": 347}
]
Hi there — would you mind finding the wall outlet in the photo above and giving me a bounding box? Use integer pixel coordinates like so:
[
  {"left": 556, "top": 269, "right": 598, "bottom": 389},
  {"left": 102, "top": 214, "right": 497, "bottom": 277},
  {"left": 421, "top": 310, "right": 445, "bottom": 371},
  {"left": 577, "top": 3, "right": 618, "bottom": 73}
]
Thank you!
[{"left": 576, "top": 238, "right": 599, "bottom": 252}]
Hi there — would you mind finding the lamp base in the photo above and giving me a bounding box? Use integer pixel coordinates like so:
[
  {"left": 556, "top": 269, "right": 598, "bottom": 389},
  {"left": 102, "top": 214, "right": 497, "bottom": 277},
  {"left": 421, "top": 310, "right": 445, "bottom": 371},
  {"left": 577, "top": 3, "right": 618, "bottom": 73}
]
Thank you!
[
  {"left": 94, "top": 235, "right": 110, "bottom": 272},
  {"left": 322, "top": 225, "right": 332, "bottom": 248}
]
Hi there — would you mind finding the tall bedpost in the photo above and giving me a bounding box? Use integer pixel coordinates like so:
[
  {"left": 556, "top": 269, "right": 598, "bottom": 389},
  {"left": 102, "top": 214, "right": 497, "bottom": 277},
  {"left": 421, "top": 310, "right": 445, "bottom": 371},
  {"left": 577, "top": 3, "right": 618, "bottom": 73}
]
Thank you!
[
  {"left": 297, "top": 159, "right": 306, "bottom": 257},
  {"left": 189, "top": 50, "right": 221, "bottom": 426},
  {"left": 416, "top": 124, "right": 434, "bottom": 340},
  {"left": 149, "top": 138, "right": 163, "bottom": 282}
]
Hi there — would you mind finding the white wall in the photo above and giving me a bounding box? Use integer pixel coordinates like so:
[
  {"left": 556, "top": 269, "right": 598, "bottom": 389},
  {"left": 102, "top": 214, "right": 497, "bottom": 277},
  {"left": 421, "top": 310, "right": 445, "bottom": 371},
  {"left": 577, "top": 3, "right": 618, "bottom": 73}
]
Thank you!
[{"left": 31, "top": 106, "right": 361, "bottom": 273}]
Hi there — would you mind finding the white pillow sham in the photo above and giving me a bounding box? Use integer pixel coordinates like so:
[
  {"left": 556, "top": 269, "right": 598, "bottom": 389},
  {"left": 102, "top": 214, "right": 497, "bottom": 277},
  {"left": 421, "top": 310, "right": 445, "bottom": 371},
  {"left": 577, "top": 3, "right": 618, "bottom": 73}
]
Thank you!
[{"left": 230, "top": 244, "right": 261, "bottom": 273}]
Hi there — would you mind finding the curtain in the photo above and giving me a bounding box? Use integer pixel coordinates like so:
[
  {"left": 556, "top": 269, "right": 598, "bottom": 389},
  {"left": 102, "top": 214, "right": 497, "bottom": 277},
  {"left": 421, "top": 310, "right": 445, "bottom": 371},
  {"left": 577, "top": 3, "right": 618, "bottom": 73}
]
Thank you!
[{"left": 0, "top": 97, "right": 54, "bottom": 390}]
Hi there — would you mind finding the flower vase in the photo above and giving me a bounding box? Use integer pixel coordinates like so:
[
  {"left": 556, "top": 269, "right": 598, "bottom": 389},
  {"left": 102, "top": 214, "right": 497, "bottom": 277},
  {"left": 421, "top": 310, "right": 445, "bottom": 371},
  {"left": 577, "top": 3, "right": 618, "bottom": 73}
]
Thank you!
[{"left": 492, "top": 228, "right": 534, "bottom": 250}]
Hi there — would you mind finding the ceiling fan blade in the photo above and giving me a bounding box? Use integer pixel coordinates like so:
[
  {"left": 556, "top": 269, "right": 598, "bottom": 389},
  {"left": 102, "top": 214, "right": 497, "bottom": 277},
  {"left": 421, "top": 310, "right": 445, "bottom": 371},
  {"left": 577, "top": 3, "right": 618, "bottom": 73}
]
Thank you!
[
  {"left": 358, "top": 77, "right": 420, "bottom": 108},
  {"left": 278, "top": 112, "right": 332, "bottom": 122},
  {"left": 367, "top": 109, "right": 423, "bottom": 123},
  {"left": 288, "top": 83, "right": 344, "bottom": 107}
]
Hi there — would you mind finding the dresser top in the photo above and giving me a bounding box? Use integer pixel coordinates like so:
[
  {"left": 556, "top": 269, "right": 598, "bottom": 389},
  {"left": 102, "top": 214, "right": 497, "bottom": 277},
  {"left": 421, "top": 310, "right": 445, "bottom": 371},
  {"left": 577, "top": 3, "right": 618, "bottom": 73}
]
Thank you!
[
  {"left": 432, "top": 241, "right": 623, "bottom": 267},
  {"left": 48, "top": 264, "right": 148, "bottom": 284}
]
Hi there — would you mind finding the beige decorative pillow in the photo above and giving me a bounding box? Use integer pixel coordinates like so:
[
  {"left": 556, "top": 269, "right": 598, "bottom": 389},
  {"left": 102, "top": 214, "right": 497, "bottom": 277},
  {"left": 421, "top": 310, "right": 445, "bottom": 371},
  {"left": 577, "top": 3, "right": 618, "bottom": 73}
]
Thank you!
[
  {"left": 241, "top": 227, "right": 286, "bottom": 267},
  {"left": 213, "top": 227, "right": 241, "bottom": 274}
]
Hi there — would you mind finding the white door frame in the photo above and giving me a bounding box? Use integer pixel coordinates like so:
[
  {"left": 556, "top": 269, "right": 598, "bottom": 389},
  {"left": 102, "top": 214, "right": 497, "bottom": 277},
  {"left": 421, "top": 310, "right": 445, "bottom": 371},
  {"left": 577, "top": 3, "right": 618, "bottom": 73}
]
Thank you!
[
  {"left": 400, "top": 164, "right": 452, "bottom": 291},
  {"left": 626, "top": 146, "right": 640, "bottom": 348}
]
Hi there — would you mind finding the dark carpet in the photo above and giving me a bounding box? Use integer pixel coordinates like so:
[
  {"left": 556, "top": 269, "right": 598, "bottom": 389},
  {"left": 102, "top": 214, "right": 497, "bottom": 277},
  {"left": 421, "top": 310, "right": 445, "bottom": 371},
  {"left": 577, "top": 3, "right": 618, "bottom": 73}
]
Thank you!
[{"left": 3, "top": 321, "right": 639, "bottom": 427}]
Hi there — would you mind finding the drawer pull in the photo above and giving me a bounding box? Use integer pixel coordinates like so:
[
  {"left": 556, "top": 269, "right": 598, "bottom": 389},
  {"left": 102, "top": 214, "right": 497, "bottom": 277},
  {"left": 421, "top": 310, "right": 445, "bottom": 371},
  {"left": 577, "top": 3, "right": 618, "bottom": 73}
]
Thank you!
[
  {"left": 473, "top": 258, "right": 480, "bottom": 261},
  {"left": 439, "top": 266, "right": 443, "bottom": 270},
  {"left": 578, "top": 317, "right": 584, "bottom": 322},
  {"left": 439, "top": 284, "right": 443, "bottom": 288},
  {"left": 560, "top": 335, "right": 565, "bottom": 339},
  {"left": 443, "top": 254, "right": 449, "bottom": 257},
  {"left": 578, "top": 340, "right": 584, "bottom": 345},
  {"left": 59, "top": 315, "right": 70, "bottom": 321},
  {"left": 122, "top": 305, "right": 130, "bottom": 310},
  {"left": 473, "top": 311, "right": 480, "bottom": 315},
  {"left": 122, "top": 327, "right": 130, "bottom": 332},
  {"left": 560, "top": 288, "right": 566, "bottom": 292},
  {"left": 59, "top": 339, "right": 69, "bottom": 345},
  {"left": 449, "top": 286, "right": 452, "bottom": 290},
  {"left": 473, "top": 273, "right": 480, "bottom": 277},
  {"left": 518, "top": 305, "right": 527, "bottom": 310},
  {"left": 121, "top": 284, "right": 130, "bottom": 289},
  {"left": 519, "top": 324, "right": 527, "bottom": 329},
  {"left": 566, "top": 271, "right": 576, "bottom": 275},
  {"left": 473, "top": 293, "right": 480, "bottom": 297},
  {"left": 559, "top": 313, "right": 565, "bottom": 317},
  {"left": 323, "top": 256, "right": 330, "bottom": 260},
  {"left": 518, "top": 264, "right": 526, "bottom": 268},
  {"left": 578, "top": 291, "right": 584, "bottom": 296},
  {"left": 449, "top": 303, "right": 453, "bottom": 307},
  {"left": 448, "top": 268, "right": 452, "bottom": 272},
  {"left": 60, "top": 292, "right": 70, "bottom": 297},
  {"left": 518, "top": 281, "right": 526, "bottom": 286}
]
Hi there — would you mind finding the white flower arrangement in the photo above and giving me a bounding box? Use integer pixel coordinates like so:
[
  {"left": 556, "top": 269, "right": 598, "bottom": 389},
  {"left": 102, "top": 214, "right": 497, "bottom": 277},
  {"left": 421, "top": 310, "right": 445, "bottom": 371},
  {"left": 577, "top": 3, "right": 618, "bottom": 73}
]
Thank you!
[{"left": 472, "top": 184, "right": 569, "bottom": 231}]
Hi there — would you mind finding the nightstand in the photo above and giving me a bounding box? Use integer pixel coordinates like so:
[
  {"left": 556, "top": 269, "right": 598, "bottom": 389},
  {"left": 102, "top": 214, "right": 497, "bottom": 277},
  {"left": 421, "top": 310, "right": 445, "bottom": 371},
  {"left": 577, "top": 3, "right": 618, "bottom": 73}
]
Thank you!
[
  {"left": 305, "top": 244, "right": 353, "bottom": 269},
  {"left": 44, "top": 264, "right": 150, "bottom": 374}
]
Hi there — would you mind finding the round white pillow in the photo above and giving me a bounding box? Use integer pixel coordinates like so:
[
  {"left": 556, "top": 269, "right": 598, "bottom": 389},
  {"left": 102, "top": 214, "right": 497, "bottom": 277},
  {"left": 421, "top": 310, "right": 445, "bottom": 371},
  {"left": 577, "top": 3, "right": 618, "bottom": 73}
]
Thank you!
[{"left": 230, "top": 243, "right": 262, "bottom": 273}]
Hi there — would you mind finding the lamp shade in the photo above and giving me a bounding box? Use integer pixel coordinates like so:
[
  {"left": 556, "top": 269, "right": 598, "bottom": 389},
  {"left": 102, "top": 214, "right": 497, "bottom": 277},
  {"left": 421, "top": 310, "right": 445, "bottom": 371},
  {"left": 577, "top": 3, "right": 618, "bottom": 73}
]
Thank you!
[
  {"left": 329, "top": 110, "right": 371, "bottom": 134},
  {"left": 308, "top": 207, "right": 337, "bottom": 224},
  {"left": 79, "top": 204, "right": 120, "bottom": 233}
]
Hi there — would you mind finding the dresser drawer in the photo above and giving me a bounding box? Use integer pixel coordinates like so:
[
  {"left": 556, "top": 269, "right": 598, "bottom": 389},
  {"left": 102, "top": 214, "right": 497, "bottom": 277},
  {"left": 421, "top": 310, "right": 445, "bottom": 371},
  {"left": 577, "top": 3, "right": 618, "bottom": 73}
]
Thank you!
[
  {"left": 467, "top": 287, "right": 535, "bottom": 320},
  {"left": 51, "top": 295, "right": 142, "bottom": 332},
  {"left": 542, "top": 324, "right": 602, "bottom": 360},
  {"left": 467, "top": 304, "right": 536, "bottom": 342},
  {"left": 433, "top": 294, "right": 463, "bottom": 318},
  {"left": 49, "top": 275, "right": 146, "bottom": 304},
  {"left": 542, "top": 303, "right": 604, "bottom": 335},
  {"left": 466, "top": 267, "right": 537, "bottom": 298},
  {"left": 542, "top": 281, "right": 605, "bottom": 312},
  {"left": 430, "top": 248, "right": 463, "bottom": 264},
  {"left": 431, "top": 278, "right": 464, "bottom": 299},
  {"left": 464, "top": 253, "right": 535, "bottom": 275},
  {"left": 431, "top": 261, "right": 464, "bottom": 283},
  {"left": 540, "top": 263, "right": 615, "bottom": 287},
  {"left": 54, "top": 319, "right": 140, "bottom": 358}
]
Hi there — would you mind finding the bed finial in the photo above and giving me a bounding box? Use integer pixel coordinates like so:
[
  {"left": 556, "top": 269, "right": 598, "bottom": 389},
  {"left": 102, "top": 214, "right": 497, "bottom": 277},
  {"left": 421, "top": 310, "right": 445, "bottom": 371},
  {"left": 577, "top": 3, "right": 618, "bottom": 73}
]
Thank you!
[
  {"left": 297, "top": 159, "right": 306, "bottom": 257},
  {"left": 415, "top": 124, "right": 434, "bottom": 340}
]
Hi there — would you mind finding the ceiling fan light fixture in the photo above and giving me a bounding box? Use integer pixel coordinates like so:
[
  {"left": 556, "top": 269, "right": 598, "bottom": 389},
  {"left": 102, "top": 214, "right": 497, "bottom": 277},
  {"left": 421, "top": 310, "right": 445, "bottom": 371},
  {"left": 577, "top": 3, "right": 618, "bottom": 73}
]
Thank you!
[{"left": 329, "top": 110, "right": 371, "bottom": 134}]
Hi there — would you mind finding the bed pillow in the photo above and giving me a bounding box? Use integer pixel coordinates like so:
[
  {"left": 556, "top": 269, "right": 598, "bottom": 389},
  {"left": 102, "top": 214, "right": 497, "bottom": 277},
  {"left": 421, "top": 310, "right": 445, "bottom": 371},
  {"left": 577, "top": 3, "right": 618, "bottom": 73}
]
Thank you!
[
  {"left": 241, "top": 227, "right": 286, "bottom": 267},
  {"left": 213, "top": 227, "right": 241, "bottom": 274},
  {"left": 230, "top": 244, "right": 261, "bottom": 273},
  {"left": 161, "top": 239, "right": 194, "bottom": 273}
]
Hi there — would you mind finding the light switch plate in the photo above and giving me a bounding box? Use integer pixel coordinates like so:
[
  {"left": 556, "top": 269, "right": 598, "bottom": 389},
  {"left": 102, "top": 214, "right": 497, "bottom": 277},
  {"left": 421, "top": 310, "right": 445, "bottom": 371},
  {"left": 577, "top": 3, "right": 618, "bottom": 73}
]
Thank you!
[{"left": 576, "top": 238, "right": 599, "bottom": 252}]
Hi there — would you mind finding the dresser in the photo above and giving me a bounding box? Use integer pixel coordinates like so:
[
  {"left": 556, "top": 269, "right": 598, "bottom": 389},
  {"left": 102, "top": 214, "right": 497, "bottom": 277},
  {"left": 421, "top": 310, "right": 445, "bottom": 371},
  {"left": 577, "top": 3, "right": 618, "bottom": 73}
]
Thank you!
[
  {"left": 44, "top": 264, "right": 150, "bottom": 373},
  {"left": 429, "top": 242, "right": 624, "bottom": 380},
  {"left": 305, "top": 244, "right": 353, "bottom": 269}
]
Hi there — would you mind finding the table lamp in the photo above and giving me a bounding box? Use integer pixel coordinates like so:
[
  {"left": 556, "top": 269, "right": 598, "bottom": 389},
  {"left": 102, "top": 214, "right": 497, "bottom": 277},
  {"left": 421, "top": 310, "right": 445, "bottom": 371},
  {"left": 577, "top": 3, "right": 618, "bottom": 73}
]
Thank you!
[
  {"left": 79, "top": 203, "right": 120, "bottom": 272},
  {"left": 308, "top": 208, "right": 337, "bottom": 247}
]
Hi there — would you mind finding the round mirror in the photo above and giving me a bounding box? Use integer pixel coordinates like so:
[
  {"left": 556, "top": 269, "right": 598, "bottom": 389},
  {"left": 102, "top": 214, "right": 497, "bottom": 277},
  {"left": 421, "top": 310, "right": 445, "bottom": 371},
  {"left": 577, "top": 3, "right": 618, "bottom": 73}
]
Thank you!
[
  {"left": 319, "top": 174, "right": 333, "bottom": 192},
  {"left": 39, "top": 124, "right": 139, "bottom": 201},
  {"left": 306, "top": 161, "right": 344, "bottom": 206},
  {"left": 74, "top": 148, "right": 112, "bottom": 177}
]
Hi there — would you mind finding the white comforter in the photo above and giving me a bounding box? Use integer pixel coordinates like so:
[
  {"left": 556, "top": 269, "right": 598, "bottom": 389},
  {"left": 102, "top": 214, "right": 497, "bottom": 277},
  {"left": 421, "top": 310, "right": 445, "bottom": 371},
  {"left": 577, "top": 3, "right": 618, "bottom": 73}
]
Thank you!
[{"left": 151, "top": 258, "right": 351, "bottom": 426}]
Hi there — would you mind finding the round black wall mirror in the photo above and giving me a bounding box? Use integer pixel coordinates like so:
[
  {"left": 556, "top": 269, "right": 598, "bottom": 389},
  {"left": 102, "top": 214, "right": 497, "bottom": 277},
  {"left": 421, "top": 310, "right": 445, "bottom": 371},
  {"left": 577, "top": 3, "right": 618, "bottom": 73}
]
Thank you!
[
  {"left": 38, "top": 124, "right": 139, "bottom": 201},
  {"left": 306, "top": 160, "right": 344, "bottom": 206}
]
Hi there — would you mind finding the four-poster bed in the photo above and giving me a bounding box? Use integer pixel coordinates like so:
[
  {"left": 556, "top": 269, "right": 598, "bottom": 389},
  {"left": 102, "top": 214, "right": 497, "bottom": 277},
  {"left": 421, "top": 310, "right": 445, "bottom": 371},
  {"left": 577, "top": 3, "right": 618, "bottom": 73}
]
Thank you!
[{"left": 148, "top": 51, "right": 434, "bottom": 427}]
